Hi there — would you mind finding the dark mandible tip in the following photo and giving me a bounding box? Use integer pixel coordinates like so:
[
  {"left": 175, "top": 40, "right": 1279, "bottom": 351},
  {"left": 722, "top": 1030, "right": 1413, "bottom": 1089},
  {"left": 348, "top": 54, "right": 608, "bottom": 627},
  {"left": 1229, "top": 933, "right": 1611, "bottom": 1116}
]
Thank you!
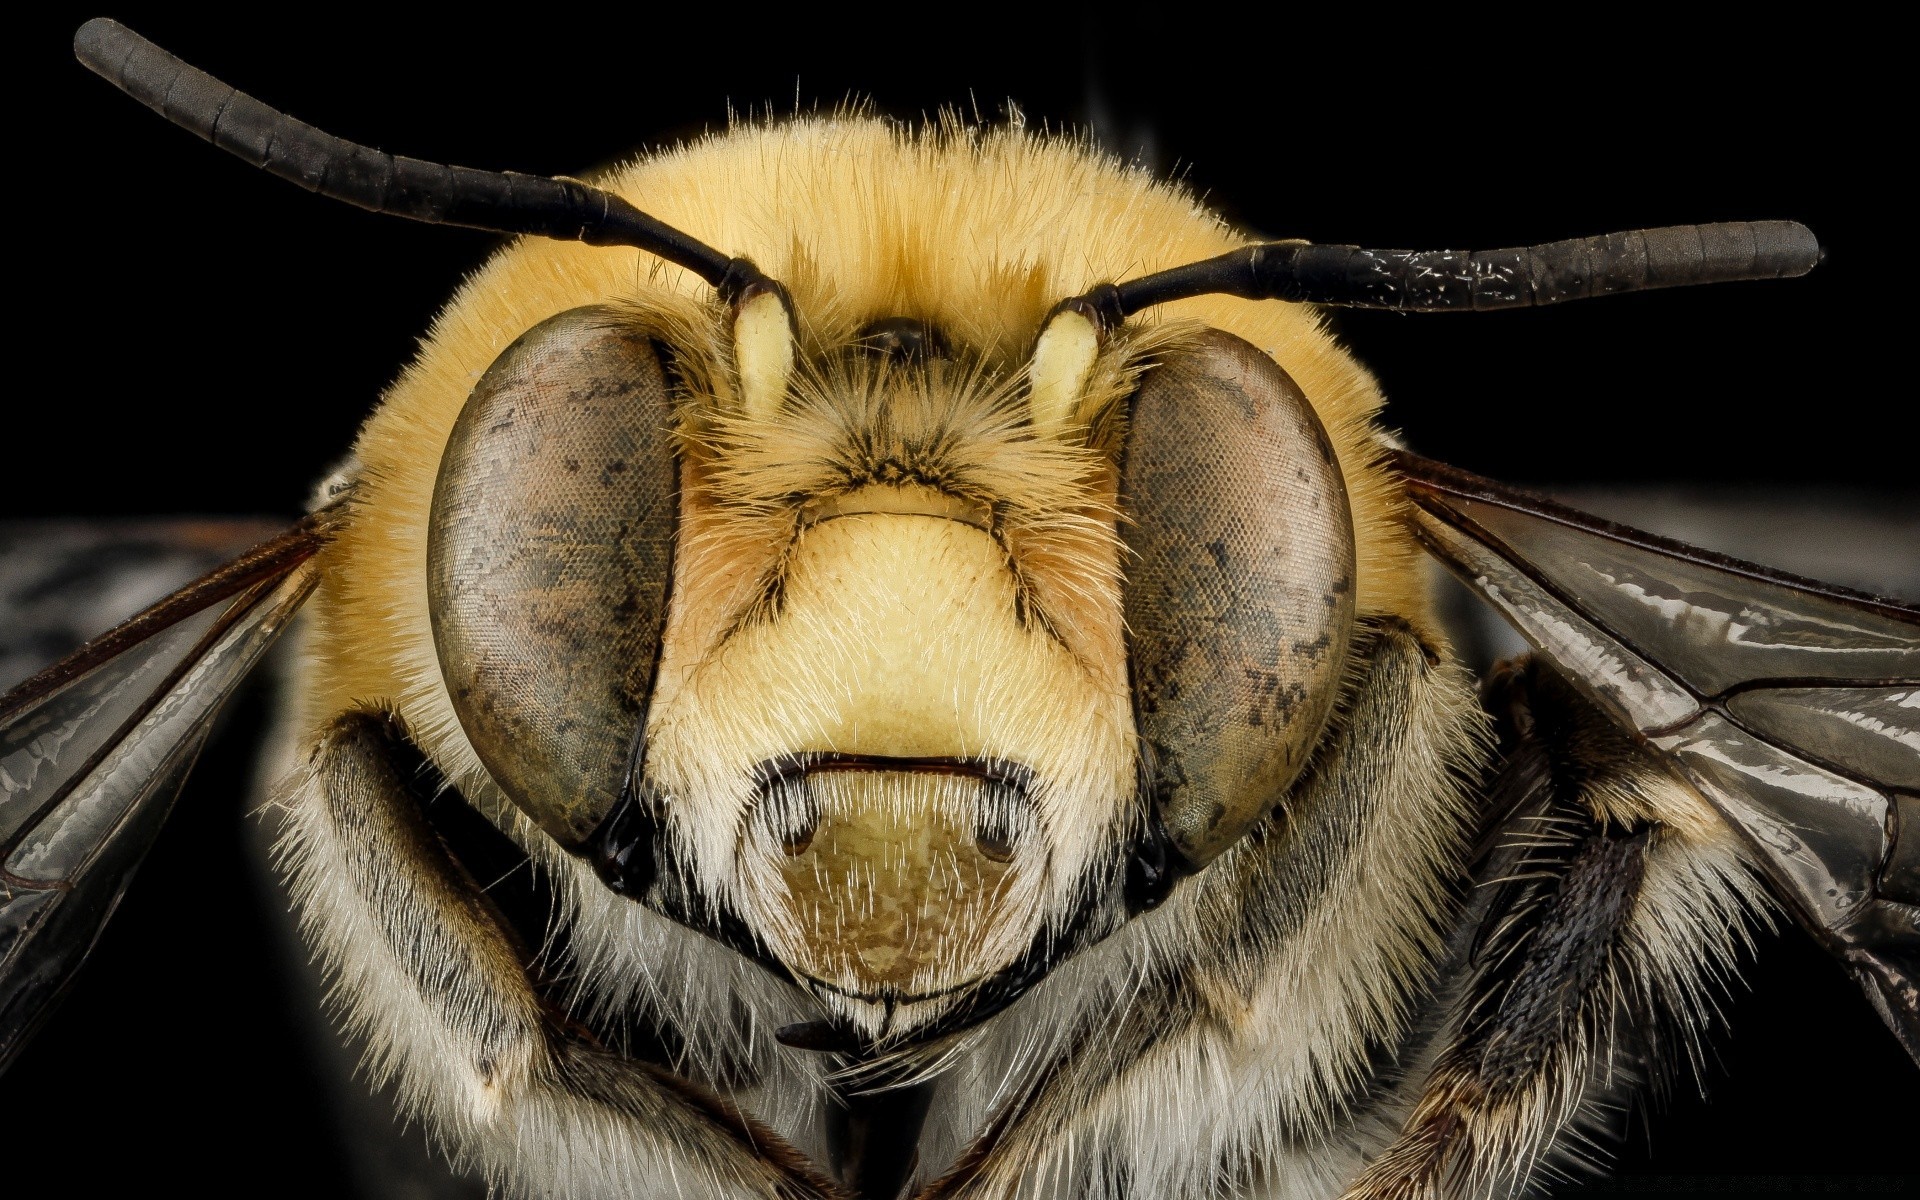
[
  {"left": 1098, "top": 221, "right": 1823, "bottom": 321},
  {"left": 774, "top": 1019, "right": 861, "bottom": 1053},
  {"left": 72, "top": 18, "right": 754, "bottom": 292}
]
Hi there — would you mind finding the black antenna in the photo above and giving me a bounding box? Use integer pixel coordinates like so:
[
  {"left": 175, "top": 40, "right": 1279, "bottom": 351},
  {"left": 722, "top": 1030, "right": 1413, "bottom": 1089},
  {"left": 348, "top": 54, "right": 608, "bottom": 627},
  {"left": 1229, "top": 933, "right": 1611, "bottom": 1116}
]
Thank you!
[
  {"left": 73, "top": 19, "right": 768, "bottom": 301},
  {"left": 1070, "top": 222, "right": 1822, "bottom": 327}
]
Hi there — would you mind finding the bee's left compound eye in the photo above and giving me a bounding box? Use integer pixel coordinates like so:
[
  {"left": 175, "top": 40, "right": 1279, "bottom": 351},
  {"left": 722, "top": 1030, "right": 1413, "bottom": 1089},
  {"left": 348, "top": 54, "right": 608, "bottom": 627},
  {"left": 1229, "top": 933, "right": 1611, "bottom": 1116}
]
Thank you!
[
  {"left": 1119, "top": 330, "right": 1357, "bottom": 873},
  {"left": 428, "top": 307, "right": 679, "bottom": 849}
]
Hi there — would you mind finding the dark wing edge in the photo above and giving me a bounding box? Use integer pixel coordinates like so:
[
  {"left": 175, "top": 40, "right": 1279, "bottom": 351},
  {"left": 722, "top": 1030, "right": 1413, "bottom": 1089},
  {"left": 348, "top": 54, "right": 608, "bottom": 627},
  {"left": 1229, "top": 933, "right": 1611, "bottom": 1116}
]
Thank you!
[
  {"left": 1391, "top": 449, "right": 1920, "bottom": 1062},
  {"left": 0, "top": 510, "right": 339, "bottom": 1070}
]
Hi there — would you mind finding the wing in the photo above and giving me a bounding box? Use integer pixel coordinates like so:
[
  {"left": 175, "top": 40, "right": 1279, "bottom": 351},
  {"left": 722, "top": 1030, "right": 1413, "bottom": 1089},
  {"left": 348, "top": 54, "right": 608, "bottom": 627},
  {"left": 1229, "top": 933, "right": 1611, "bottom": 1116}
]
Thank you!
[
  {"left": 1393, "top": 450, "right": 1920, "bottom": 1061},
  {"left": 0, "top": 512, "right": 336, "bottom": 1070}
]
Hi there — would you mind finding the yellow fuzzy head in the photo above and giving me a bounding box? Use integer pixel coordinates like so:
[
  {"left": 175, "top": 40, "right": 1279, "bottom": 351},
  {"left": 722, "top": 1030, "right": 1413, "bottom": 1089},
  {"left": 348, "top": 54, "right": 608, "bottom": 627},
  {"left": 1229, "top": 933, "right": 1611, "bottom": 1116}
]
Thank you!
[{"left": 302, "top": 116, "right": 1427, "bottom": 1045}]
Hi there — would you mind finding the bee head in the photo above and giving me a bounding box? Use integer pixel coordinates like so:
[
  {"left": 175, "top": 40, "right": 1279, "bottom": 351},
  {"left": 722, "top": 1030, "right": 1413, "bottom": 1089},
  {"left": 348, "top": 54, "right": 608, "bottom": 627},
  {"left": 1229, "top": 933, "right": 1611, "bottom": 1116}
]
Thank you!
[{"left": 426, "top": 285, "right": 1355, "bottom": 1046}]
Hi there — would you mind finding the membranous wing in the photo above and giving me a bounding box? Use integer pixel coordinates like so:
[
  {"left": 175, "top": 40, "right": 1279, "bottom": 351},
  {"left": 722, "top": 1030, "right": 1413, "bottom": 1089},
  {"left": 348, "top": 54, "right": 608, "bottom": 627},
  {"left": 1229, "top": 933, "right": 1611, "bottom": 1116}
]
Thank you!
[
  {"left": 1394, "top": 450, "right": 1920, "bottom": 1061},
  {"left": 0, "top": 514, "right": 335, "bottom": 1070}
]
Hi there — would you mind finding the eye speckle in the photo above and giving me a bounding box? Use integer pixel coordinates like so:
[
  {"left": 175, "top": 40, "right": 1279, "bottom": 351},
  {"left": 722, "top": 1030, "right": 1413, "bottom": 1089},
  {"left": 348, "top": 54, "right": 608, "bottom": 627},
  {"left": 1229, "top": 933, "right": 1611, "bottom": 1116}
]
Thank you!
[{"left": 1292, "top": 631, "right": 1333, "bottom": 659}]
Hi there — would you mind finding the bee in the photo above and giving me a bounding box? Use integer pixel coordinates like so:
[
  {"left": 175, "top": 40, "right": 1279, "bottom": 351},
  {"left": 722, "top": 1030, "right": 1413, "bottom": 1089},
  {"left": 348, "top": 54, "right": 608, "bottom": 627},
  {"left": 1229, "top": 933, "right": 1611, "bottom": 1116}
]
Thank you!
[{"left": 5, "top": 16, "right": 1915, "bottom": 1199}]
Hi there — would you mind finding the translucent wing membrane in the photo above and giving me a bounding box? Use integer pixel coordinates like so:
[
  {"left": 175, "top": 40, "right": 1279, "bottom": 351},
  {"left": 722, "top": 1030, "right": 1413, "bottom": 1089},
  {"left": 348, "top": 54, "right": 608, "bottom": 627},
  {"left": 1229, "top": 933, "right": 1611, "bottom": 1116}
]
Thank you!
[
  {"left": 1395, "top": 451, "right": 1920, "bottom": 1060},
  {"left": 0, "top": 516, "right": 331, "bottom": 1068}
]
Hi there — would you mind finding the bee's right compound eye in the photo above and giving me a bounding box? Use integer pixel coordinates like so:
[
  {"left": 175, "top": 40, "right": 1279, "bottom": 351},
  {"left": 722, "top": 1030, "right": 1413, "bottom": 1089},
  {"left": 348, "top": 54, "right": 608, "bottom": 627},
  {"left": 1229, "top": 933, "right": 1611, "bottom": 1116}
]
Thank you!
[
  {"left": 1118, "top": 330, "right": 1357, "bottom": 873},
  {"left": 428, "top": 306, "right": 679, "bottom": 850}
]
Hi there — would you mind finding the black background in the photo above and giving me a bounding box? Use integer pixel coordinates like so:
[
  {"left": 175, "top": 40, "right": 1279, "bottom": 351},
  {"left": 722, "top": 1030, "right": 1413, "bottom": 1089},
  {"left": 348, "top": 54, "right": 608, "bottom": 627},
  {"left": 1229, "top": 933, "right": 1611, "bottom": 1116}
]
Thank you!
[{"left": 11, "top": 7, "right": 1916, "bottom": 1195}]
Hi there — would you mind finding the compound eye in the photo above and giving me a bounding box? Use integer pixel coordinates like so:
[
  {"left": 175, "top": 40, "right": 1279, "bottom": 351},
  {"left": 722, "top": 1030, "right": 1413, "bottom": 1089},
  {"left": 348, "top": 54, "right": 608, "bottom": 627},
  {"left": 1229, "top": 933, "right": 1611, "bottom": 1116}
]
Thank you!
[
  {"left": 428, "top": 306, "right": 679, "bottom": 850},
  {"left": 1119, "top": 330, "right": 1356, "bottom": 869}
]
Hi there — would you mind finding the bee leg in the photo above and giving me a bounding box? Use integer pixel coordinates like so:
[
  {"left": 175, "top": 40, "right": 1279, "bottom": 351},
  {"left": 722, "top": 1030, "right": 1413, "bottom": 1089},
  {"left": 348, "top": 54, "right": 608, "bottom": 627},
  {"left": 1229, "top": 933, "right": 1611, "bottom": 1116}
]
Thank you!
[
  {"left": 1341, "top": 658, "right": 1766, "bottom": 1200},
  {"left": 273, "top": 707, "right": 845, "bottom": 1200}
]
